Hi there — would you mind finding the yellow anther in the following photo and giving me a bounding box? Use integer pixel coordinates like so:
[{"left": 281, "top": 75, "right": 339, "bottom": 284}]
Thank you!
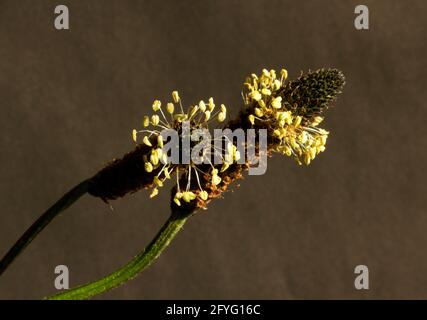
[
  {"left": 271, "top": 96, "right": 282, "bottom": 109},
  {"left": 204, "top": 110, "right": 211, "bottom": 121},
  {"left": 182, "top": 191, "right": 197, "bottom": 202},
  {"left": 199, "top": 101, "right": 206, "bottom": 112},
  {"left": 220, "top": 163, "right": 230, "bottom": 172},
  {"left": 211, "top": 169, "right": 221, "bottom": 186},
  {"left": 189, "top": 105, "right": 199, "bottom": 118},
  {"left": 217, "top": 112, "right": 226, "bottom": 122},
  {"left": 143, "top": 116, "right": 150, "bottom": 127},
  {"left": 150, "top": 152, "right": 159, "bottom": 166},
  {"left": 164, "top": 169, "right": 171, "bottom": 179},
  {"left": 280, "top": 68, "right": 288, "bottom": 80},
  {"left": 150, "top": 188, "right": 159, "bottom": 198},
  {"left": 254, "top": 107, "right": 263, "bottom": 117},
  {"left": 172, "top": 91, "right": 180, "bottom": 103},
  {"left": 261, "top": 88, "right": 271, "bottom": 96},
  {"left": 309, "top": 147, "right": 316, "bottom": 159},
  {"left": 199, "top": 190, "right": 208, "bottom": 201},
  {"left": 154, "top": 177, "right": 163, "bottom": 187},
  {"left": 151, "top": 114, "right": 160, "bottom": 126},
  {"left": 312, "top": 116, "right": 324, "bottom": 126},
  {"left": 155, "top": 148, "right": 163, "bottom": 159},
  {"left": 258, "top": 100, "right": 266, "bottom": 108},
  {"left": 166, "top": 103, "right": 174, "bottom": 114},
  {"left": 174, "top": 113, "right": 188, "bottom": 122},
  {"left": 152, "top": 100, "right": 161, "bottom": 112},
  {"left": 248, "top": 114, "right": 255, "bottom": 125},
  {"left": 304, "top": 153, "right": 311, "bottom": 165},
  {"left": 143, "top": 136, "right": 152, "bottom": 146},
  {"left": 249, "top": 90, "right": 262, "bottom": 101},
  {"left": 294, "top": 116, "right": 302, "bottom": 127},
  {"left": 208, "top": 97, "right": 215, "bottom": 111},
  {"left": 144, "top": 162, "right": 153, "bottom": 172},
  {"left": 273, "top": 129, "right": 281, "bottom": 137},
  {"left": 157, "top": 135, "right": 164, "bottom": 148}
]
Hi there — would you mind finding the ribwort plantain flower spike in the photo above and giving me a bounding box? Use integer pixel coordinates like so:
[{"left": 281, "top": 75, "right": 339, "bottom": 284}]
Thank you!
[{"left": 0, "top": 67, "right": 345, "bottom": 300}]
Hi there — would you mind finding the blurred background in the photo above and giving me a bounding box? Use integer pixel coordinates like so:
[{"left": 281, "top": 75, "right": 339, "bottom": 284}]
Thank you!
[{"left": 0, "top": 0, "right": 426, "bottom": 299}]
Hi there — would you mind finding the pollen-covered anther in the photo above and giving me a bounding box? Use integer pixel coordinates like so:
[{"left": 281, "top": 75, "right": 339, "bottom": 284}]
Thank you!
[
  {"left": 143, "top": 136, "right": 152, "bottom": 147},
  {"left": 152, "top": 100, "right": 161, "bottom": 112},
  {"left": 211, "top": 169, "right": 222, "bottom": 186},
  {"left": 166, "top": 103, "right": 174, "bottom": 114},
  {"left": 271, "top": 96, "right": 282, "bottom": 109},
  {"left": 150, "top": 188, "right": 159, "bottom": 198},
  {"left": 144, "top": 162, "right": 153, "bottom": 173},
  {"left": 199, "top": 190, "right": 209, "bottom": 201},
  {"left": 182, "top": 191, "right": 197, "bottom": 203},
  {"left": 172, "top": 91, "right": 180, "bottom": 104}
]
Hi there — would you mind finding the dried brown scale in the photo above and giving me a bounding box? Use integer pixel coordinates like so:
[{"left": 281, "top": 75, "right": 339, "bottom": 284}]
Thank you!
[{"left": 170, "top": 163, "right": 248, "bottom": 217}]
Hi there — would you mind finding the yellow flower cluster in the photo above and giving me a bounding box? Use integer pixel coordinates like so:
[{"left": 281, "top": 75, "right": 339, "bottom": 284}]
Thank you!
[
  {"left": 272, "top": 114, "right": 328, "bottom": 165},
  {"left": 132, "top": 91, "right": 234, "bottom": 205},
  {"left": 244, "top": 68, "right": 329, "bottom": 165}
]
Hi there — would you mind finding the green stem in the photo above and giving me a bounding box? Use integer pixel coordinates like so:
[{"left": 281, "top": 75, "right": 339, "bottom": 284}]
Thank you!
[
  {"left": 0, "top": 179, "right": 90, "bottom": 277},
  {"left": 48, "top": 213, "right": 189, "bottom": 300}
]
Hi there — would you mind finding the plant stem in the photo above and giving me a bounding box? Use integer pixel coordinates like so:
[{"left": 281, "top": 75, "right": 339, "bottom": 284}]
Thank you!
[
  {"left": 0, "top": 179, "right": 91, "bottom": 277},
  {"left": 48, "top": 213, "right": 189, "bottom": 300}
]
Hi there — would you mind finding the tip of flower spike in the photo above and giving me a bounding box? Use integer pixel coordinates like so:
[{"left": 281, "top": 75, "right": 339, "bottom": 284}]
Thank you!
[{"left": 280, "top": 68, "right": 345, "bottom": 120}]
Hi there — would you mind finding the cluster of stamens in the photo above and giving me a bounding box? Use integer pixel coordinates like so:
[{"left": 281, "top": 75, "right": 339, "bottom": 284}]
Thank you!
[
  {"left": 132, "top": 91, "right": 240, "bottom": 206},
  {"left": 243, "top": 69, "right": 329, "bottom": 165}
]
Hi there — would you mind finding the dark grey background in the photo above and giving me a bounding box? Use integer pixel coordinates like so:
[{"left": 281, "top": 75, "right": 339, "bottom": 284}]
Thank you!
[{"left": 0, "top": 0, "right": 426, "bottom": 299}]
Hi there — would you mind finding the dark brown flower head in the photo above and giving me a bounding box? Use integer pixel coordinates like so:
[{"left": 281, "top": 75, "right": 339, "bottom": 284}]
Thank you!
[{"left": 279, "top": 68, "right": 345, "bottom": 124}]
